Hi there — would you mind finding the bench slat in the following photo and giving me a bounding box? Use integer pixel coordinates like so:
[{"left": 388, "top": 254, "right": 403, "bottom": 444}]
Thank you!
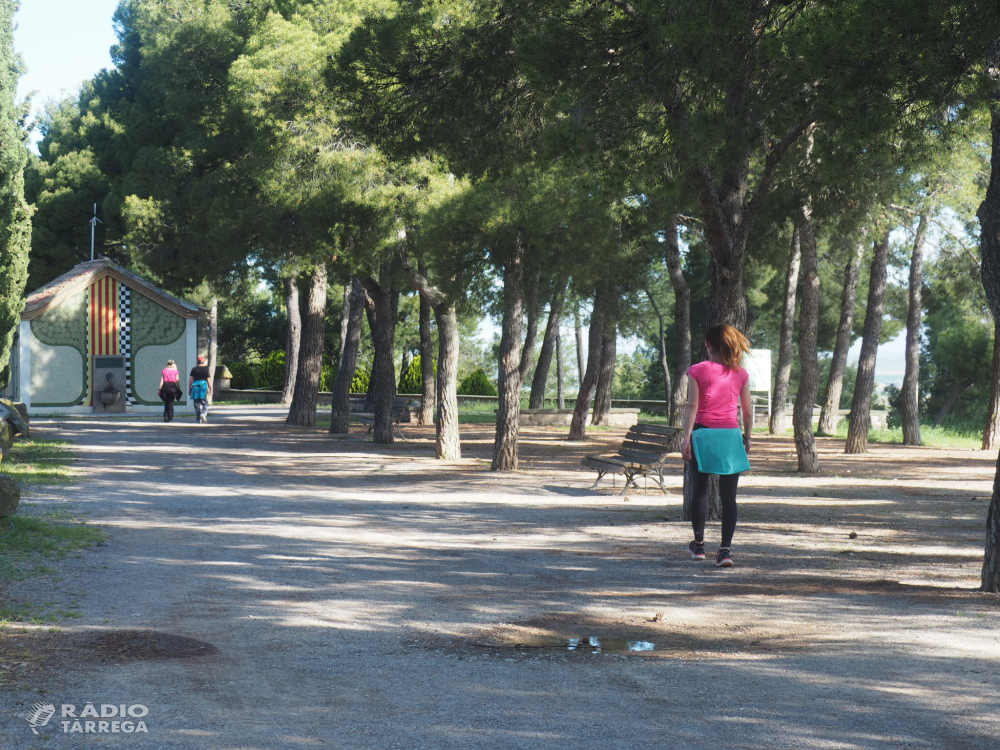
[
  {"left": 582, "top": 457, "right": 628, "bottom": 474},
  {"left": 622, "top": 438, "right": 673, "bottom": 454},
  {"left": 628, "top": 423, "right": 680, "bottom": 437},
  {"left": 624, "top": 431, "right": 675, "bottom": 446},
  {"left": 615, "top": 449, "right": 666, "bottom": 465}
]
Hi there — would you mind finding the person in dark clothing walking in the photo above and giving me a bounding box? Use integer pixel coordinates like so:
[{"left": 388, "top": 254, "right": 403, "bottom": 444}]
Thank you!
[{"left": 189, "top": 356, "right": 212, "bottom": 423}]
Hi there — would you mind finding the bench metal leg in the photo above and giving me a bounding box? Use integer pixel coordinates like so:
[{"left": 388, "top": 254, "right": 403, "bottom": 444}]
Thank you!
[{"left": 590, "top": 471, "right": 608, "bottom": 490}]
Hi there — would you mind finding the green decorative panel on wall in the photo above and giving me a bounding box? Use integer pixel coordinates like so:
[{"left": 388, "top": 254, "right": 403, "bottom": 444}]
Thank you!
[
  {"left": 31, "top": 289, "right": 87, "bottom": 352},
  {"left": 132, "top": 292, "right": 185, "bottom": 350}
]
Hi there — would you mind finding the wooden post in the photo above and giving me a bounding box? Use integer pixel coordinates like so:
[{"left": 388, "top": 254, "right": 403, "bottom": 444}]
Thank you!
[{"left": 208, "top": 299, "right": 218, "bottom": 405}]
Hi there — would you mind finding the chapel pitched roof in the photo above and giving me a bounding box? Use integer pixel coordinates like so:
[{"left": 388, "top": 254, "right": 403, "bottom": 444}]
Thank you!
[{"left": 22, "top": 258, "right": 204, "bottom": 321}]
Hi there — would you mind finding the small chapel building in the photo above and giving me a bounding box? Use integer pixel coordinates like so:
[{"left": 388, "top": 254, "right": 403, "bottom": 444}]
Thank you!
[{"left": 4, "top": 258, "right": 206, "bottom": 415}]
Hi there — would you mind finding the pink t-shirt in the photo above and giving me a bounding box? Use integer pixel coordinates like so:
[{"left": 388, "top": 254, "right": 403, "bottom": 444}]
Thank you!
[
  {"left": 688, "top": 361, "right": 749, "bottom": 428},
  {"left": 161, "top": 367, "right": 180, "bottom": 383}
]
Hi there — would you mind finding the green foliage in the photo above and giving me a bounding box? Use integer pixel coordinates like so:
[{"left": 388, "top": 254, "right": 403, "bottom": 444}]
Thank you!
[
  {"left": 319, "top": 364, "right": 336, "bottom": 392},
  {"left": 228, "top": 362, "right": 257, "bottom": 390},
  {"left": 612, "top": 350, "right": 654, "bottom": 401},
  {"left": 256, "top": 350, "right": 286, "bottom": 390},
  {"left": 399, "top": 354, "right": 433, "bottom": 394},
  {"left": 458, "top": 369, "right": 498, "bottom": 397},
  {"left": 3, "top": 439, "right": 75, "bottom": 486},
  {"left": 351, "top": 365, "right": 371, "bottom": 394},
  {"left": 0, "top": 0, "right": 32, "bottom": 377}
]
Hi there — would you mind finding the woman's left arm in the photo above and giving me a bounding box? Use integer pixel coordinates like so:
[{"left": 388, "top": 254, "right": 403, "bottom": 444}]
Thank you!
[{"left": 740, "top": 380, "right": 753, "bottom": 453}]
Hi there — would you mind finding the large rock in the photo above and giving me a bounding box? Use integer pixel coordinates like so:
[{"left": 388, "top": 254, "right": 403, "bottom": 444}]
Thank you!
[
  {"left": 0, "top": 473, "right": 19, "bottom": 518},
  {"left": 0, "top": 418, "right": 12, "bottom": 462},
  {"left": 0, "top": 399, "right": 28, "bottom": 438}
]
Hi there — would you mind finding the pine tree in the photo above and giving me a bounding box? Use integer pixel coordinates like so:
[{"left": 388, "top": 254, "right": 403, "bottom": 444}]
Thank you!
[{"left": 0, "top": 0, "right": 31, "bottom": 379}]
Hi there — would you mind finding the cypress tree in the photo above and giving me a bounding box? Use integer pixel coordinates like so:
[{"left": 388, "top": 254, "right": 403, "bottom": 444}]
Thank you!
[{"left": 0, "top": 0, "right": 31, "bottom": 380}]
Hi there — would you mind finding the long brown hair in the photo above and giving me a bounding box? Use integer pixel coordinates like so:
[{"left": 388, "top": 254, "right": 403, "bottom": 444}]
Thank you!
[{"left": 705, "top": 324, "right": 750, "bottom": 370}]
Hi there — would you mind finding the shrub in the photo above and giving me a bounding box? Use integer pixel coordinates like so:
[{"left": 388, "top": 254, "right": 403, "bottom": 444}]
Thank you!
[
  {"left": 256, "top": 350, "right": 286, "bottom": 390},
  {"left": 228, "top": 362, "right": 257, "bottom": 390},
  {"left": 399, "top": 355, "right": 434, "bottom": 394},
  {"left": 457, "top": 369, "right": 497, "bottom": 397},
  {"left": 319, "top": 364, "right": 336, "bottom": 392},
  {"left": 351, "top": 365, "right": 371, "bottom": 393}
]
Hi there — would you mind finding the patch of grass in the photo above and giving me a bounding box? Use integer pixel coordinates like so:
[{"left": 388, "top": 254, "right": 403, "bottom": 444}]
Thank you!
[
  {"left": 833, "top": 421, "right": 982, "bottom": 449},
  {"left": 459, "top": 413, "right": 496, "bottom": 424},
  {"left": 0, "top": 513, "right": 106, "bottom": 577},
  {"left": 3, "top": 439, "right": 76, "bottom": 486}
]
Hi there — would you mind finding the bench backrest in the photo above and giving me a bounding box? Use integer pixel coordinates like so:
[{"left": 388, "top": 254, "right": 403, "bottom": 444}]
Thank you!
[
  {"left": 391, "top": 397, "right": 412, "bottom": 417},
  {"left": 617, "top": 424, "right": 681, "bottom": 464}
]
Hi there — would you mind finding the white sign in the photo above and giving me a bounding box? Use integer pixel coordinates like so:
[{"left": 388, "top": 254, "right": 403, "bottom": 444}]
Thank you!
[{"left": 743, "top": 349, "right": 771, "bottom": 393}]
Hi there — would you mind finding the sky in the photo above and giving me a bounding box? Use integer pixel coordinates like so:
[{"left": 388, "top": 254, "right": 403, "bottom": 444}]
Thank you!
[
  {"left": 14, "top": 0, "right": 121, "bottom": 137},
  {"left": 13, "top": 0, "right": 908, "bottom": 386}
]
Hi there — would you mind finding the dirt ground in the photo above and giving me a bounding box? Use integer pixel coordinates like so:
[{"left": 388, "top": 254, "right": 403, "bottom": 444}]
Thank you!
[{"left": 1, "top": 405, "right": 998, "bottom": 749}]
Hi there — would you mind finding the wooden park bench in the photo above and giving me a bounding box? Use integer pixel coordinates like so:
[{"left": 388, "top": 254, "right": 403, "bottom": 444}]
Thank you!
[
  {"left": 582, "top": 423, "right": 681, "bottom": 495},
  {"left": 356, "top": 397, "right": 413, "bottom": 440}
]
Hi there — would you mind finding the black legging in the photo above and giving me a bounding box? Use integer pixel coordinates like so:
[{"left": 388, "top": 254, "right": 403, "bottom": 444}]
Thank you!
[
  {"left": 161, "top": 383, "right": 180, "bottom": 421},
  {"left": 689, "top": 427, "right": 740, "bottom": 548}
]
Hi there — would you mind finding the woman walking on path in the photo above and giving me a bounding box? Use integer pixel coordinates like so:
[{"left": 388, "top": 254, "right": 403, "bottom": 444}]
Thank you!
[
  {"left": 189, "top": 356, "right": 212, "bottom": 423},
  {"left": 681, "top": 324, "right": 753, "bottom": 567},
  {"left": 158, "top": 360, "right": 182, "bottom": 422}
]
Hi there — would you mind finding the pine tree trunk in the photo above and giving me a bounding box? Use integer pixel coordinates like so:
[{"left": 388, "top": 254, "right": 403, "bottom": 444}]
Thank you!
[
  {"left": 434, "top": 302, "right": 461, "bottom": 460},
  {"left": 664, "top": 218, "right": 691, "bottom": 428},
  {"left": 982, "top": 320, "right": 1000, "bottom": 451},
  {"left": 207, "top": 299, "right": 218, "bottom": 405},
  {"left": 363, "top": 265, "right": 401, "bottom": 445},
  {"left": 592, "top": 322, "right": 617, "bottom": 426},
  {"left": 793, "top": 209, "right": 820, "bottom": 473},
  {"left": 492, "top": 233, "right": 526, "bottom": 471},
  {"left": 281, "top": 277, "right": 301, "bottom": 406},
  {"left": 529, "top": 284, "right": 566, "bottom": 409},
  {"left": 398, "top": 350, "right": 411, "bottom": 392},
  {"left": 339, "top": 283, "right": 350, "bottom": 359},
  {"left": 845, "top": 232, "right": 890, "bottom": 454},
  {"left": 569, "top": 291, "right": 604, "bottom": 440},
  {"left": 645, "top": 289, "right": 673, "bottom": 421},
  {"left": 818, "top": 240, "right": 866, "bottom": 434},
  {"left": 556, "top": 335, "right": 565, "bottom": 409},
  {"left": 575, "top": 303, "right": 586, "bottom": 385},
  {"left": 286, "top": 264, "right": 327, "bottom": 427},
  {"left": 708, "top": 255, "right": 747, "bottom": 330},
  {"left": 517, "top": 269, "right": 542, "bottom": 386},
  {"left": 771, "top": 228, "right": 802, "bottom": 434},
  {"left": 902, "top": 206, "right": 932, "bottom": 445},
  {"left": 330, "top": 277, "right": 364, "bottom": 434},
  {"left": 978, "top": 39, "right": 1000, "bottom": 592},
  {"left": 418, "top": 267, "right": 435, "bottom": 425},
  {"left": 984, "top": 477, "right": 1000, "bottom": 592},
  {"left": 682, "top": 464, "right": 721, "bottom": 523}
]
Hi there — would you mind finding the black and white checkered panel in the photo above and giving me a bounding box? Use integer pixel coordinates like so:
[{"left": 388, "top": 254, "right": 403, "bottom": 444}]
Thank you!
[
  {"left": 119, "top": 285, "right": 134, "bottom": 405},
  {"left": 80, "top": 286, "right": 90, "bottom": 405}
]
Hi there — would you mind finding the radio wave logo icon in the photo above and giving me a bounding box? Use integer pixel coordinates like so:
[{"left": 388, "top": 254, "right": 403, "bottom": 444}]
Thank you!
[{"left": 23, "top": 702, "right": 56, "bottom": 734}]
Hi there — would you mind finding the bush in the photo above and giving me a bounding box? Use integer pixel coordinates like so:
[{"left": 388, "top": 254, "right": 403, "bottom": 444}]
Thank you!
[
  {"left": 399, "top": 355, "right": 434, "bottom": 394},
  {"left": 256, "top": 350, "right": 286, "bottom": 390},
  {"left": 228, "top": 362, "right": 257, "bottom": 390},
  {"left": 458, "top": 369, "right": 498, "bottom": 397},
  {"left": 319, "top": 364, "right": 336, "bottom": 392},
  {"left": 352, "top": 365, "right": 371, "bottom": 393},
  {"left": 885, "top": 384, "right": 903, "bottom": 429}
]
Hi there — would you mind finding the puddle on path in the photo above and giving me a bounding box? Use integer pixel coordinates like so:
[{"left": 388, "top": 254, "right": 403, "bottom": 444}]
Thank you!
[{"left": 500, "top": 636, "right": 660, "bottom": 653}]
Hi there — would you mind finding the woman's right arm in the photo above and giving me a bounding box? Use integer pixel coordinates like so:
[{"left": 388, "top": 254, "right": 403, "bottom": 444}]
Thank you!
[{"left": 681, "top": 377, "right": 700, "bottom": 462}]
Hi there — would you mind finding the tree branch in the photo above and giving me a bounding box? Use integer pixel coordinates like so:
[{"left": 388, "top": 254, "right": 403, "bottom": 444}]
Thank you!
[{"left": 744, "top": 117, "right": 817, "bottom": 241}]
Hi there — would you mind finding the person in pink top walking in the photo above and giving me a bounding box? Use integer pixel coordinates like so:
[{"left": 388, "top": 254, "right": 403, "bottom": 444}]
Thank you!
[
  {"left": 158, "top": 359, "right": 182, "bottom": 423},
  {"left": 681, "top": 324, "right": 753, "bottom": 567}
]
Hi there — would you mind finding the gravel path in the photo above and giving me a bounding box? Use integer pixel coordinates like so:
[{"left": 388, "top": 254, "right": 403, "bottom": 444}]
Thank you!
[{"left": 2, "top": 406, "right": 999, "bottom": 749}]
